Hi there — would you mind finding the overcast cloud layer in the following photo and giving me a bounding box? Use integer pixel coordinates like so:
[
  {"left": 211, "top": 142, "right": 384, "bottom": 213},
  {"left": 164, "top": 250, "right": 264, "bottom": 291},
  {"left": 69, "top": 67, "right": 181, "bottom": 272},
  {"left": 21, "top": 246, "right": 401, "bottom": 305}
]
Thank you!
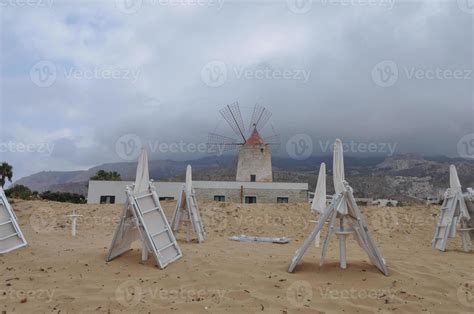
[{"left": 0, "top": 0, "right": 473, "bottom": 180}]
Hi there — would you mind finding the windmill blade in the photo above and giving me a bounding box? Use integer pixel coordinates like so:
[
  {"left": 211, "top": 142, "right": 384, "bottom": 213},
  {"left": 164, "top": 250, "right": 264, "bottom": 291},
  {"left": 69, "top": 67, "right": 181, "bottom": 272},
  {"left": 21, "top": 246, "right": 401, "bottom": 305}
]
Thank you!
[
  {"left": 220, "top": 102, "right": 246, "bottom": 142},
  {"left": 250, "top": 104, "right": 272, "bottom": 132},
  {"left": 207, "top": 133, "right": 241, "bottom": 153},
  {"left": 263, "top": 134, "right": 281, "bottom": 147}
]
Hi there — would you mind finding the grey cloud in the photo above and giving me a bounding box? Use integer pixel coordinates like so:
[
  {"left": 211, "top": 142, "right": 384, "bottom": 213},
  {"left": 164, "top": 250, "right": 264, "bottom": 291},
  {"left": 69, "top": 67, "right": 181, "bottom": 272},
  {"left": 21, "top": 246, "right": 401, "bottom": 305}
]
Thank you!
[{"left": 0, "top": 1, "right": 472, "bottom": 179}]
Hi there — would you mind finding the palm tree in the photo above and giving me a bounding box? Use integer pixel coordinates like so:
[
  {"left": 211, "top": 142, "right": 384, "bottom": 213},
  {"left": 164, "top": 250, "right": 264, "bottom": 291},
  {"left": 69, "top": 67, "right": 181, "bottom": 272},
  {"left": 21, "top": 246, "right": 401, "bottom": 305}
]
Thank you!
[
  {"left": 108, "top": 171, "right": 121, "bottom": 181},
  {"left": 0, "top": 162, "right": 13, "bottom": 188},
  {"left": 90, "top": 170, "right": 121, "bottom": 181}
]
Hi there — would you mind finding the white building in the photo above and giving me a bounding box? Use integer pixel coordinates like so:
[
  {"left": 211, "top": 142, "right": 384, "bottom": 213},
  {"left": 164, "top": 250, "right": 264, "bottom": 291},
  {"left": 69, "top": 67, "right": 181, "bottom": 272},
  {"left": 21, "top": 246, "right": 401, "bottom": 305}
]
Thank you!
[{"left": 87, "top": 180, "right": 308, "bottom": 204}]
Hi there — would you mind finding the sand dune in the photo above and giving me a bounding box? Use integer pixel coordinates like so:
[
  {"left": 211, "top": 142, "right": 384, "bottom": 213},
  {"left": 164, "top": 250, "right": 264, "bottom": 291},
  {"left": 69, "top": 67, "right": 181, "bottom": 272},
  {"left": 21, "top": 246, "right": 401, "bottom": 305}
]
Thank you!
[{"left": 1, "top": 200, "right": 472, "bottom": 313}]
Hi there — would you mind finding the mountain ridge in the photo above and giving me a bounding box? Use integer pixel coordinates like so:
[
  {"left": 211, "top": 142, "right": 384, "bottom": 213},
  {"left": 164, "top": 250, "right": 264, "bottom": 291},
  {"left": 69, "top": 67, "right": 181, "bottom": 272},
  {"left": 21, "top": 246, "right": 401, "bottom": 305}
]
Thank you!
[{"left": 11, "top": 154, "right": 474, "bottom": 202}]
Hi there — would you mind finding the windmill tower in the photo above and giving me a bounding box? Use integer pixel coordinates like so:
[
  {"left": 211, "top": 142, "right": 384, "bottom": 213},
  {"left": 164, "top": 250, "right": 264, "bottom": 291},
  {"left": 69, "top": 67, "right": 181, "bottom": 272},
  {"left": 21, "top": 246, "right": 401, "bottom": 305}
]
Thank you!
[{"left": 208, "top": 102, "right": 279, "bottom": 183}]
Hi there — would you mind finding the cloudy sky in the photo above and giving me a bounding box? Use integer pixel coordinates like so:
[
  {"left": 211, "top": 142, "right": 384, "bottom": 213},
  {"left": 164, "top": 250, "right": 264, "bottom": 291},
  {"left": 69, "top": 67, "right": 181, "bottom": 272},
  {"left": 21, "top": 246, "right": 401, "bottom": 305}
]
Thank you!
[{"left": 0, "top": 0, "right": 473, "bottom": 180}]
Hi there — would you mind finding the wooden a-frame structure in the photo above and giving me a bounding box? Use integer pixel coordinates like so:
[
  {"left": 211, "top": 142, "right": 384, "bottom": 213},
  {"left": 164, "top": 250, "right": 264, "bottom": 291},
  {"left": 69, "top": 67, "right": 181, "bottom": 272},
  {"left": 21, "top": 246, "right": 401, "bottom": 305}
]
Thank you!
[
  {"left": 107, "top": 148, "right": 182, "bottom": 269},
  {"left": 289, "top": 139, "right": 389, "bottom": 276},
  {"left": 171, "top": 165, "right": 206, "bottom": 243},
  {"left": 0, "top": 187, "right": 27, "bottom": 254},
  {"left": 432, "top": 165, "right": 473, "bottom": 252}
]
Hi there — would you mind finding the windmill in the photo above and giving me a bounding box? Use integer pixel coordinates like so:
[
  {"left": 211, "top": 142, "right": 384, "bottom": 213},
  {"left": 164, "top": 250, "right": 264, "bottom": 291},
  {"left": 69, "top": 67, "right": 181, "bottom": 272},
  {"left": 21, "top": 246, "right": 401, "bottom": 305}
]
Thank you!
[{"left": 208, "top": 102, "right": 280, "bottom": 183}]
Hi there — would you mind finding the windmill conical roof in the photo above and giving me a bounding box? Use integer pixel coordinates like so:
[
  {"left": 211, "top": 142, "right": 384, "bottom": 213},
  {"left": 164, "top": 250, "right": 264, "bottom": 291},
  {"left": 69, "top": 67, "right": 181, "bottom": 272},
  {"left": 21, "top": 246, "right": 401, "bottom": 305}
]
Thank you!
[{"left": 246, "top": 127, "right": 265, "bottom": 145}]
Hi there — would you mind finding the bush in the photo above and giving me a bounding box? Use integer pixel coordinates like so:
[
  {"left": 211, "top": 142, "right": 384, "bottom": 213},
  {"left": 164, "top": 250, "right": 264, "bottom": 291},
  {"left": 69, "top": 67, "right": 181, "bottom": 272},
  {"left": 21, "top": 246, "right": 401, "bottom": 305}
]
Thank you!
[
  {"left": 40, "top": 191, "right": 86, "bottom": 204},
  {"left": 5, "top": 185, "right": 33, "bottom": 200},
  {"left": 5, "top": 185, "right": 86, "bottom": 203},
  {"left": 91, "top": 170, "right": 121, "bottom": 181}
]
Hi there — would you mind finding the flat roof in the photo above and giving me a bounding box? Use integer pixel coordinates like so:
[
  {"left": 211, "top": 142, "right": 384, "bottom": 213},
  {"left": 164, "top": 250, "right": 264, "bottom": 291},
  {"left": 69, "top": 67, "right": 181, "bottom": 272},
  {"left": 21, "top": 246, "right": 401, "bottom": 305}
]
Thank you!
[{"left": 194, "top": 181, "right": 308, "bottom": 190}]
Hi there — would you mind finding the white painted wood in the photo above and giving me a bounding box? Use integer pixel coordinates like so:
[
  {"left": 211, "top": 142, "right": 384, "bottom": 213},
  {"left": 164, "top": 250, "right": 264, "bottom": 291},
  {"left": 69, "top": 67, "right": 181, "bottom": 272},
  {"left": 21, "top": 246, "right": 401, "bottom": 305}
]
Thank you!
[
  {"left": 66, "top": 209, "right": 82, "bottom": 237},
  {"left": 0, "top": 187, "right": 27, "bottom": 254},
  {"left": 432, "top": 165, "right": 473, "bottom": 252},
  {"left": 107, "top": 149, "right": 182, "bottom": 269},
  {"left": 170, "top": 165, "right": 206, "bottom": 243},
  {"left": 288, "top": 139, "right": 389, "bottom": 276},
  {"left": 229, "top": 235, "right": 290, "bottom": 244}
]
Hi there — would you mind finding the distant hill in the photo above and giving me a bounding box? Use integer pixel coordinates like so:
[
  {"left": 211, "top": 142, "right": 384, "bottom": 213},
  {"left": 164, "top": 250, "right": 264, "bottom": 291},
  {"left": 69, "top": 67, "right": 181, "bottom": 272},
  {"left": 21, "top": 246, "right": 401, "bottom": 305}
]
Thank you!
[
  {"left": 11, "top": 154, "right": 474, "bottom": 203},
  {"left": 13, "top": 156, "right": 237, "bottom": 195}
]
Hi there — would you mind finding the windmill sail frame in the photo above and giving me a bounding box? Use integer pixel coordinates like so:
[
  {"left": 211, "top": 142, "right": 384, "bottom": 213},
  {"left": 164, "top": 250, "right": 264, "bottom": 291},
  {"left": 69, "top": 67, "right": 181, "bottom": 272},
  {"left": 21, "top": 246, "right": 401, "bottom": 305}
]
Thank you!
[{"left": 208, "top": 102, "right": 280, "bottom": 152}]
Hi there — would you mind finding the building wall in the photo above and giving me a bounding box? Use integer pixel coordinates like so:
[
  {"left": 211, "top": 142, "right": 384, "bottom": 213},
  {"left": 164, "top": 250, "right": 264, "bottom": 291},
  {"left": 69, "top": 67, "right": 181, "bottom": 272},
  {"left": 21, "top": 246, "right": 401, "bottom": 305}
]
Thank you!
[
  {"left": 236, "top": 144, "right": 273, "bottom": 182},
  {"left": 195, "top": 188, "right": 307, "bottom": 204},
  {"left": 87, "top": 181, "right": 183, "bottom": 204},
  {"left": 87, "top": 180, "right": 308, "bottom": 204}
]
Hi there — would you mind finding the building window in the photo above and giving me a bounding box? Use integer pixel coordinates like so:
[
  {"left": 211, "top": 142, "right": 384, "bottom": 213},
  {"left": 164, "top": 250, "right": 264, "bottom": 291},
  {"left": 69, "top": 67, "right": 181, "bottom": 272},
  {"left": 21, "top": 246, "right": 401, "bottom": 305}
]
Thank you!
[
  {"left": 214, "top": 195, "right": 226, "bottom": 202},
  {"left": 245, "top": 196, "right": 257, "bottom": 204},
  {"left": 250, "top": 175, "right": 256, "bottom": 182},
  {"left": 100, "top": 196, "right": 115, "bottom": 204},
  {"left": 277, "top": 197, "right": 289, "bottom": 204},
  {"left": 159, "top": 197, "right": 174, "bottom": 201}
]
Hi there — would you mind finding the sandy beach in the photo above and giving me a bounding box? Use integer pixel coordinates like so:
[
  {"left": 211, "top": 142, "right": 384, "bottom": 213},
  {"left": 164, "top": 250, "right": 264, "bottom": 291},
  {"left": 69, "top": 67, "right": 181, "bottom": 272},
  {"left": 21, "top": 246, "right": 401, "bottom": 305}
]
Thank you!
[{"left": 1, "top": 200, "right": 472, "bottom": 313}]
